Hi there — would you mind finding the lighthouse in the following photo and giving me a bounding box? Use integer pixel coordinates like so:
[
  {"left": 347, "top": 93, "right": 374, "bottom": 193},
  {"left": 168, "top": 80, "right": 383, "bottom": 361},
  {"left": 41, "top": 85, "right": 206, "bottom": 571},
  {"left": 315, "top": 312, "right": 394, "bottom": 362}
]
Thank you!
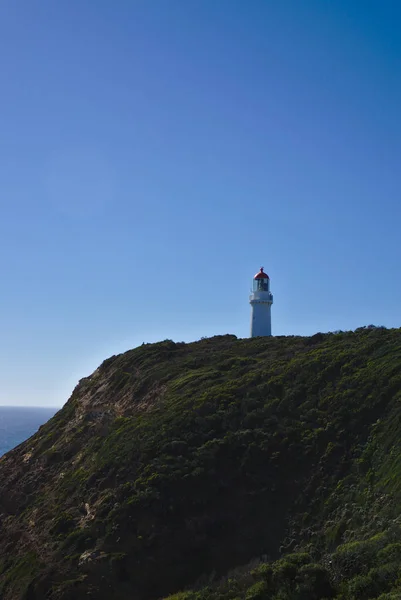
[{"left": 249, "top": 267, "right": 273, "bottom": 337}]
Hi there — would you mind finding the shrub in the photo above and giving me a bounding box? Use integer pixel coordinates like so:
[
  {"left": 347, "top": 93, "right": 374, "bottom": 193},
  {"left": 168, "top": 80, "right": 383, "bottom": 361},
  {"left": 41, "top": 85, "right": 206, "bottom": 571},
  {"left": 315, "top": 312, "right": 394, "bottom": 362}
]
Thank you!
[
  {"left": 245, "top": 580, "right": 269, "bottom": 600},
  {"left": 377, "top": 543, "right": 401, "bottom": 563},
  {"left": 295, "top": 563, "right": 334, "bottom": 600},
  {"left": 331, "top": 539, "right": 379, "bottom": 578}
]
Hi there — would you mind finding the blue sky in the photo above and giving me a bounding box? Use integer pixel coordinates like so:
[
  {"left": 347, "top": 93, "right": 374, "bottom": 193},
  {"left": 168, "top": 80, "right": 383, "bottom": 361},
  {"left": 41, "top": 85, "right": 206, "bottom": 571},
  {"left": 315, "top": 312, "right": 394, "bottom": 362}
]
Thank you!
[{"left": 0, "top": 0, "right": 400, "bottom": 406}]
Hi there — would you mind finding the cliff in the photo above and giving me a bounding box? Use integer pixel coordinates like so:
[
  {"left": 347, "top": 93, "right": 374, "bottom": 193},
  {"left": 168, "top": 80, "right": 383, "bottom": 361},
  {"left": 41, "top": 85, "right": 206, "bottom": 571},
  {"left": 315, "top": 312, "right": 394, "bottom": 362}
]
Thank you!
[{"left": 1, "top": 328, "right": 401, "bottom": 599}]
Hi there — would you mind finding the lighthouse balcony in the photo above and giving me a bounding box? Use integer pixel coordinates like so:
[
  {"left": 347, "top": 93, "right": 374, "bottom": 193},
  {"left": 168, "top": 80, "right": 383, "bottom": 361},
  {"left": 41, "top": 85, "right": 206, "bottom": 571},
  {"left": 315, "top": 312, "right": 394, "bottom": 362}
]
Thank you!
[{"left": 250, "top": 291, "right": 273, "bottom": 304}]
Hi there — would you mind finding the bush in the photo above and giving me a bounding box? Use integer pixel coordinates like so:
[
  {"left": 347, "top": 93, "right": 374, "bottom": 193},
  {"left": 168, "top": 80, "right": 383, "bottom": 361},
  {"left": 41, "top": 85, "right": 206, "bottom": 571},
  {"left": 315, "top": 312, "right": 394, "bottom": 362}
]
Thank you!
[
  {"left": 331, "top": 539, "right": 379, "bottom": 578},
  {"left": 245, "top": 581, "right": 269, "bottom": 600},
  {"left": 377, "top": 543, "right": 401, "bottom": 563},
  {"left": 345, "top": 574, "right": 377, "bottom": 600},
  {"left": 344, "top": 563, "right": 399, "bottom": 600},
  {"left": 251, "top": 563, "right": 273, "bottom": 582},
  {"left": 295, "top": 563, "right": 334, "bottom": 600}
]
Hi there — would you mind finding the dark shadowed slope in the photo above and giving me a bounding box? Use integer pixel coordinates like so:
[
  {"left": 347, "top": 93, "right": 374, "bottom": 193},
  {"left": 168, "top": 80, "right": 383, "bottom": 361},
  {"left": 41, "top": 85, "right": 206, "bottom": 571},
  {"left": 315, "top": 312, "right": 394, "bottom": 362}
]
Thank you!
[{"left": 1, "top": 328, "right": 401, "bottom": 599}]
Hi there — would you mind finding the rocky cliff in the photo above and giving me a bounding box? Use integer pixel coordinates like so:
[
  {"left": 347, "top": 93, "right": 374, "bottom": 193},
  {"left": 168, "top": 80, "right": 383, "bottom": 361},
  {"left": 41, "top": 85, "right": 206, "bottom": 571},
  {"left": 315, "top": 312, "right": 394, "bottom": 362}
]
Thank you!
[{"left": 1, "top": 329, "right": 401, "bottom": 599}]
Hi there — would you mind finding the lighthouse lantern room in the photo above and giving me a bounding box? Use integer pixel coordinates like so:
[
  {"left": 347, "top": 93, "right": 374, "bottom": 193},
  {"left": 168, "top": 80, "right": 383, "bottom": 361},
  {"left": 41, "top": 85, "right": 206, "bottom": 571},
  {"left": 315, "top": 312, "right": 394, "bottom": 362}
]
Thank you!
[{"left": 249, "top": 267, "right": 273, "bottom": 337}]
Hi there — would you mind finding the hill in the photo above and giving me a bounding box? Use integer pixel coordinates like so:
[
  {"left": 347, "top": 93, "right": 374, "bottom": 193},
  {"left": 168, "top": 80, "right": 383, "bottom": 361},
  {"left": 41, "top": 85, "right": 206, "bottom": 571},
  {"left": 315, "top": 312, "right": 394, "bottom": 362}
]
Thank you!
[{"left": 1, "top": 328, "right": 401, "bottom": 599}]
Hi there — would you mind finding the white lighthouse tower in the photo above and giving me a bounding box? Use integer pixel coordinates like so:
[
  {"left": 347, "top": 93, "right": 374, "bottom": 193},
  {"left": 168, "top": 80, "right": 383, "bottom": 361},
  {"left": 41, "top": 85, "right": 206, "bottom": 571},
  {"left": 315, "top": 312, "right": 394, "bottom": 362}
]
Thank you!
[{"left": 250, "top": 267, "right": 273, "bottom": 337}]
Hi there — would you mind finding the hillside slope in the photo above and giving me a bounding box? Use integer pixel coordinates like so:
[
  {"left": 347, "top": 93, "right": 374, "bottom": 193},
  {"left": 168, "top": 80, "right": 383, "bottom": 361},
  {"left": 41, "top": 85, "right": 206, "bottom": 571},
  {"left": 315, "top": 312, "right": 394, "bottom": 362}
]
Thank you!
[{"left": 1, "top": 328, "right": 401, "bottom": 599}]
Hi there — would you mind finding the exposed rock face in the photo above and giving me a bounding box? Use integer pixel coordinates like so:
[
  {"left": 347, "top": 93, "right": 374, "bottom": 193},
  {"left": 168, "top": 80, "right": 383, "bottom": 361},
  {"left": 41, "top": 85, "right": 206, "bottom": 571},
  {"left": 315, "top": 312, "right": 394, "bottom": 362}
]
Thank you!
[{"left": 1, "top": 330, "right": 401, "bottom": 599}]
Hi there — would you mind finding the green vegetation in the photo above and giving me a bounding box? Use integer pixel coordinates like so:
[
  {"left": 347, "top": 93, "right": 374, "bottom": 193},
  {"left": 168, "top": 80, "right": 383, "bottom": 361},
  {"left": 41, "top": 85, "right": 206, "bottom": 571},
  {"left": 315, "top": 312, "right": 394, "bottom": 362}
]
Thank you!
[
  {"left": 163, "top": 531, "right": 401, "bottom": 600},
  {"left": 1, "top": 327, "right": 401, "bottom": 599}
]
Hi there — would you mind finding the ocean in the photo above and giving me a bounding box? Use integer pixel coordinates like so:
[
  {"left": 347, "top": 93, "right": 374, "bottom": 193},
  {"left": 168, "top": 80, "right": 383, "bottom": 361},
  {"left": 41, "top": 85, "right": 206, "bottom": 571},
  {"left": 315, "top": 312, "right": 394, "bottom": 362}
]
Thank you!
[{"left": 0, "top": 406, "right": 58, "bottom": 457}]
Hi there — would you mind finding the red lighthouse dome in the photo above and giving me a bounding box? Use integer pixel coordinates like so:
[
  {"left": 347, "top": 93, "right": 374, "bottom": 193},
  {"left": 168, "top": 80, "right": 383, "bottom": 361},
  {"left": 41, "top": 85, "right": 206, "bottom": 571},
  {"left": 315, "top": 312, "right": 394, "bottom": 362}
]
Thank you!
[{"left": 254, "top": 267, "right": 269, "bottom": 280}]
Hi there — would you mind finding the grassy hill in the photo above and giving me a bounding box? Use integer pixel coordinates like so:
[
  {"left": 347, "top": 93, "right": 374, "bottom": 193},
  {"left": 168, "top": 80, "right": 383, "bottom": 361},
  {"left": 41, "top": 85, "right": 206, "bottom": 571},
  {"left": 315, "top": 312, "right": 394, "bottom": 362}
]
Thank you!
[{"left": 1, "top": 327, "right": 401, "bottom": 599}]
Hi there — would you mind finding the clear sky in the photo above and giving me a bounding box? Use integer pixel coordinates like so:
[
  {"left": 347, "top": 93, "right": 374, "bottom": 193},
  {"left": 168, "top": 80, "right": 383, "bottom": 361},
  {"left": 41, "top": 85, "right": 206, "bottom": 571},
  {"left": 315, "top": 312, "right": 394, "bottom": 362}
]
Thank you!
[{"left": 0, "top": 0, "right": 400, "bottom": 407}]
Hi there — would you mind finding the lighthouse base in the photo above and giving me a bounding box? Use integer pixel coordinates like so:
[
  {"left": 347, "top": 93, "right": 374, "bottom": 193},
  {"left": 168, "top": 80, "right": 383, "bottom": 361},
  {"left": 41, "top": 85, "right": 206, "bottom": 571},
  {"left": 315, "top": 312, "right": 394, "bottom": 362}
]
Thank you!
[{"left": 250, "top": 302, "right": 272, "bottom": 337}]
